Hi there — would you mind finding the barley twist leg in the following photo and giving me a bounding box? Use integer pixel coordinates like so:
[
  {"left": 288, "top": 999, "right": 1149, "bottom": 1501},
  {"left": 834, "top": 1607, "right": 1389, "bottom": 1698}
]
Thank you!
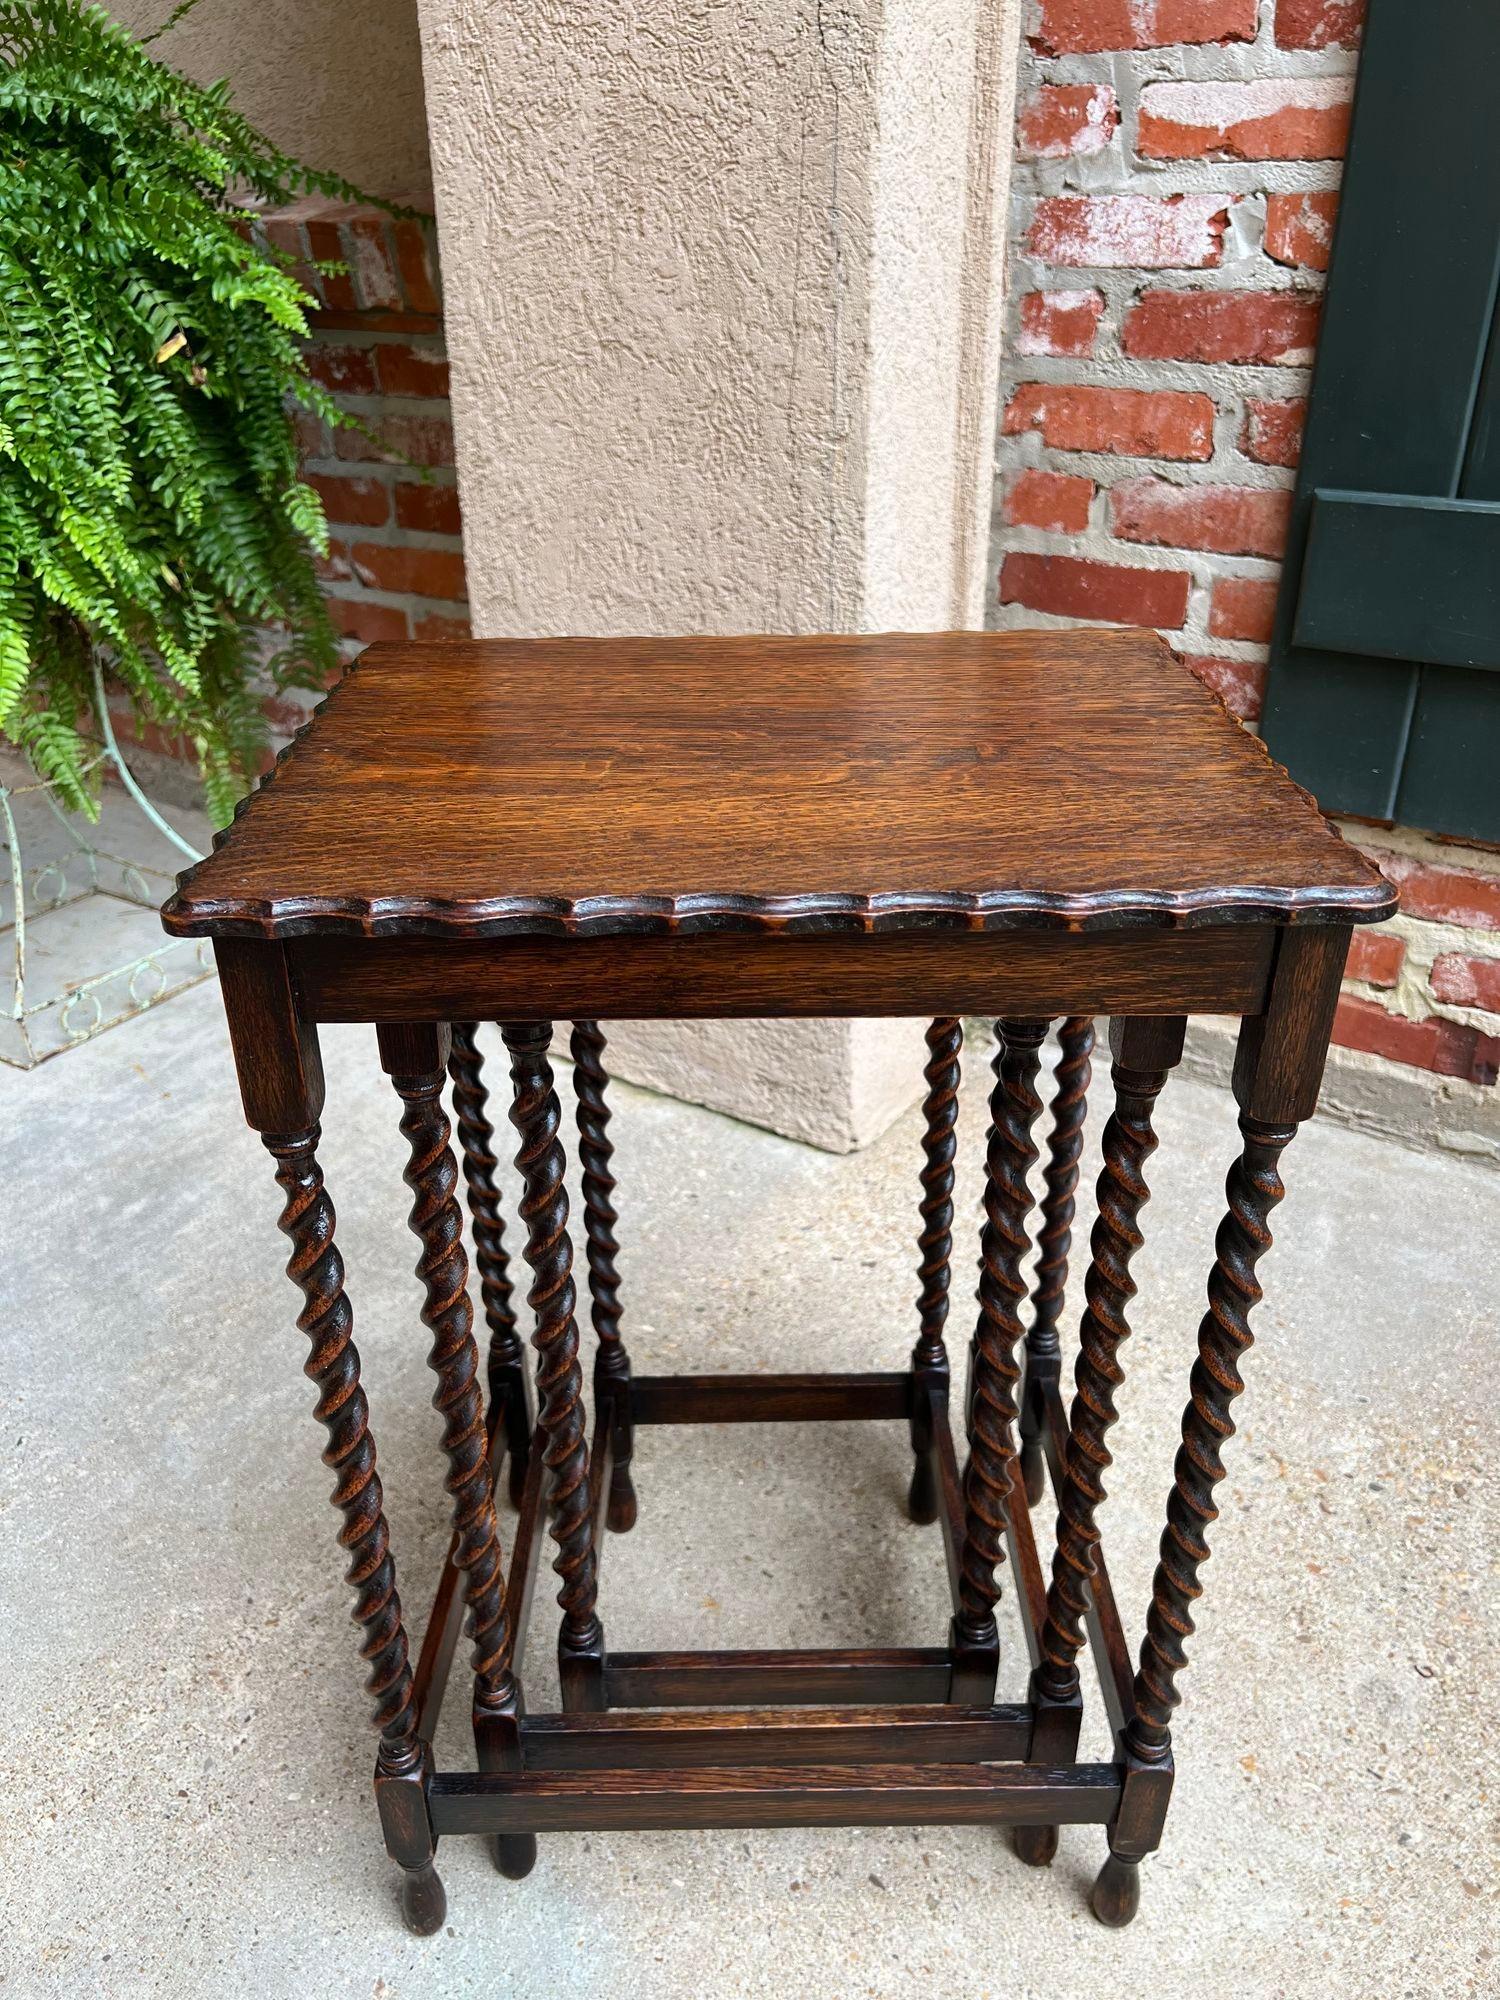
[
  {"left": 265, "top": 1126, "right": 443, "bottom": 1935},
  {"left": 1092, "top": 1111, "right": 1295, "bottom": 1928},
  {"left": 389, "top": 1057, "right": 534, "bottom": 1884},
  {"left": 1019, "top": 1017, "right": 1094, "bottom": 1507},
  {"left": 908, "top": 1017, "right": 962, "bottom": 1526},
  {"left": 448, "top": 1021, "right": 532, "bottom": 1505},
  {"left": 570, "top": 1020, "right": 637, "bottom": 1535},
  {"left": 953, "top": 1018, "right": 1047, "bottom": 1698},
  {"left": 503, "top": 1021, "right": 604, "bottom": 1711}
]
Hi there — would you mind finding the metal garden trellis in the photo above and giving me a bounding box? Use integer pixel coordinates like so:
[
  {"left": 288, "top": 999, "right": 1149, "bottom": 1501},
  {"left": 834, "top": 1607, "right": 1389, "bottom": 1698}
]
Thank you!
[{"left": 0, "top": 661, "right": 214, "bottom": 1068}]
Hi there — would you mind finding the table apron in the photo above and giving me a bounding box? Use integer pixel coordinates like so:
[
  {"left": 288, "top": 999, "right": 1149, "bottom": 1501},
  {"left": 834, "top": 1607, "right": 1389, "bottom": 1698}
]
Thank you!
[{"left": 290, "top": 927, "right": 1276, "bottom": 1022}]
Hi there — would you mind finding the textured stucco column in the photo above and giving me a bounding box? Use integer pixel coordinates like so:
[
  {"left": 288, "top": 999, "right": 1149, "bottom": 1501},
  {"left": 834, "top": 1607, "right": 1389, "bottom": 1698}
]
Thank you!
[{"left": 417, "top": 1, "right": 1020, "bottom": 1151}]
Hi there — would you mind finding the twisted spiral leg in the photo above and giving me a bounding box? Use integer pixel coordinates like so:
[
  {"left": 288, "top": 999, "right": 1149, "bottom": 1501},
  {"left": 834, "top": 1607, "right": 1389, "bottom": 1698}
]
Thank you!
[
  {"left": 390, "top": 1066, "right": 517, "bottom": 1704},
  {"left": 957, "top": 1019, "right": 1047, "bottom": 1658},
  {"left": 503, "top": 1022, "right": 603, "bottom": 1702},
  {"left": 914, "top": 1017, "right": 964, "bottom": 1368},
  {"left": 1020, "top": 1017, "right": 1094, "bottom": 1506},
  {"left": 265, "top": 1127, "right": 441, "bottom": 1930},
  {"left": 1088, "top": 1111, "right": 1296, "bottom": 1928},
  {"left": 1037, "top": 1057, "right": 1172, "bottom": 1702},
  {"left": 571, "top": 1020, "right": 637, "bottom": 1535},
  {"left": 448, "top": 1022, "right": 532, "bottom": 1506},
  {"left": 268, "top": 1128, "right": 419, "bottom": 1740},
  {"left": 1125, "top": 1113, "right": 1294, "bottom": 1761},
  {"left": 908, "top": 1018, "right": 962, "bottom": 1526}
]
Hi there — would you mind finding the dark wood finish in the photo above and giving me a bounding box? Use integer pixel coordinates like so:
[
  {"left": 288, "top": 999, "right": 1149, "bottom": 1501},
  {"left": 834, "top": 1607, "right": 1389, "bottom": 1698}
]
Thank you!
[
  {"left": 1232, "top": 924, "right": 1351, "bottom": 1122},
  {"left": 262, "top": 1120, "right": 446, "bottom": 1926},
  {"left": 502, "top": 1021, "right": 605, "bottom": 1711},
  {"left": 908, "top": 1018, "right": 961, "bottom": 1525},
  {"left": 1124, "top": 1109, "right": 1294, "bottom": 1767},
  {"left": 587, "top": 1413, "right": 614, "bottom": 1581},
  {"left": 429, "top": 1761, "right": 1123, "bottom": 1837},
  {"left": 379, "top": 1025, "right": 518, "bottom": 1709},
  {"left": 1092, "top": 949, "right": 1318, "bottom": 1917},
  {"left": 216, "top": 939, "right": 324, "bottom": 1131},
  {"left": 447, "top": 1022, "right": 532, "bottom": 1506},
  {"left": 264, "top": 1125, "right": 417, "bottom": 1747},
  {"left": 180, "top": 633, "right": 1383, "bottom": 1935},
  {"left": 447, "top": 1023, "right": 519, "bottom": 1348},
  {"left": 604, "top": 1648, "right": 955, "bottom": 1708},
  {"left": 163, "top": 631, "right": 1393, "bottom": 941},
  {"left": 1022, "top": 1018, "right": 1182, "bottom": 1868},
  {"left": 1037, "top": 1020, "right": 1182, "bottom": 1708},
  {"left": 934, "top": 1390, "right": 967, "bottom": 1617},
  {"left": 412, "top": 1414, "right": 510, "bottom": 1746},
  {"left": 293, "top": 926, "right": 1279, "bottom": 1024},
  {"left": 1019, "top": 1016, "right": 1093, "bottom": 1507},
  {"left": 381, "top": 1023, "right": 530, "bottom": 1889},
  {"left": 502, "top": 1434, "right": 551, "bottom": 1674},
  {"left": 372, "top": 1747, "right": 444, "bottom": 1936},
  {"left": 955, "top": 1019, "right": 1047, "bottom": 1695},
  {"left": 570, "top": 1021, "right": 638, "bottom": 1534},
  {"left": 630, "top": 1370, "right": 911, "bottom": 1425},
  {"left": 1028, "top": 1019, "right": 1093, "bottom": 1352},
  {"left": 1091, "top": 1851, "right": 1142, "bottom": 1928},
  {"left": 519, "top": 1706, "right": 1030, "bottom": 1771},
  {"left": 1003, "top": 1458, "right": 1049, "bottom": 1671},
  {"left": 1038, "top": 1377, "right": 1134, "bottom": 1738}
]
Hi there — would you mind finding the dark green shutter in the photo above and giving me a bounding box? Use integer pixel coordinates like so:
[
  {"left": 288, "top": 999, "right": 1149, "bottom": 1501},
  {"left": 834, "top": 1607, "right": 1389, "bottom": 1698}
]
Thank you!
[{"left": 1261, "top": 0, "right": 1500, "bottom": 843}]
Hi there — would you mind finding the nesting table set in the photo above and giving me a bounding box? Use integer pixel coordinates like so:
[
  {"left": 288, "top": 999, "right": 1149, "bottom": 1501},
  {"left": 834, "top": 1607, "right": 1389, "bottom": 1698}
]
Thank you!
[{"left": 161, "top": 629, "right": 1394, "bottom": 1933}]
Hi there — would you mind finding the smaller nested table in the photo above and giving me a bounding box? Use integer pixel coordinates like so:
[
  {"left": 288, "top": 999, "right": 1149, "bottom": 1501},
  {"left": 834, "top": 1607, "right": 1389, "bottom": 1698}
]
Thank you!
[{"left": 161, "top": 630, "right": 1394, "bottom": 1936}]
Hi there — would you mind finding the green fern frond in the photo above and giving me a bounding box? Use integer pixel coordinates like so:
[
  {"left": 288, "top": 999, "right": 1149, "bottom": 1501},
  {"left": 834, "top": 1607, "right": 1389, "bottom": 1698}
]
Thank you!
[{"left": 0, "top": 0, "right": 398, "bottom": 823}]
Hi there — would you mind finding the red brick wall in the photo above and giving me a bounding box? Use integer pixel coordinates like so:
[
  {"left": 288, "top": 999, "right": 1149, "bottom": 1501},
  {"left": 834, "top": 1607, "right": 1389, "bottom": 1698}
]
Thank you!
[
  {"left": 103, "top": 195, "right": 465, "bottom": 770},
  {"left": 130, "top": 72, "right": 1499, "bottom": 1104},
  {"left": 105, "top": 195, "right": 469, "bottom": 774},
  {"left": 259, "top": 196, "right": 469, "bottom": 746},
  {"left": 994, "top": 0, "right": 1500, "bottom": 1093}
]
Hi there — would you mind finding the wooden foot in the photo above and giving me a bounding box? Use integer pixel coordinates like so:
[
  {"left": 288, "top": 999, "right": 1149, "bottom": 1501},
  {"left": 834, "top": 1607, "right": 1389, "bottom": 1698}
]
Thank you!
[
  {"left": 607, "top": 1469, "right": 639, "bottom": 1535},
  {"left": 1091, "top": 1852, "right": 1141, "bottom": 1928},
  {"left": 1019, "top": 1440, "right": 1047, "bottom": 1508},
  {"left": 493, "top": 1832, "right": 539, "bottom": 1880},
  {"left": 906, "top": 1452, "right": 940, "bottom": 1526},
  {"left": 1012, "top": 1823, "right": 1058, "bottom": 1868},
  {"left": 399, "top": 1859, "right": 447, "bottom": 1936}
]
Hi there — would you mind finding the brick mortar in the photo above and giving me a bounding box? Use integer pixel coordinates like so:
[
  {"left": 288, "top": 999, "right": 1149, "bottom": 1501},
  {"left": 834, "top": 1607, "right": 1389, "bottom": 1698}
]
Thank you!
[
  {"left": 992, "top": 0, "right": 1498, "bottom": 1090},
  {"left": 142, "top": 56, "right": 1500, "bottom": 1099}
]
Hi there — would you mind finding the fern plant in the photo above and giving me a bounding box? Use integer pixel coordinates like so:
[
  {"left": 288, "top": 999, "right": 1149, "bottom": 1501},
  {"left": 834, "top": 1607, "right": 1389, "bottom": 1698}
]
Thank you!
[{"left": 0, "top": 0, "right": 387, "bottom": 824}]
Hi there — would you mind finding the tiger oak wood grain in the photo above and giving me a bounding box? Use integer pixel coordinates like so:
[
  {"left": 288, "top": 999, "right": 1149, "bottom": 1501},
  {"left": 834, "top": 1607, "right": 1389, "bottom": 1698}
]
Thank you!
[
  {"left": 517, "top": 1705, "right": 1031, "bottom": 1770},
  {"left": 426, "top": 1761, "right": 1123, "bottom": 1836},
  {"left": 163, "top": 631, "right": 1392, "bottom": 940},
  {"left": 175, "top": 633, "right": 1381, "bottom": 1936},
  {"left": 288, "top": 926, "right": 1279, "bottom": 1022}
]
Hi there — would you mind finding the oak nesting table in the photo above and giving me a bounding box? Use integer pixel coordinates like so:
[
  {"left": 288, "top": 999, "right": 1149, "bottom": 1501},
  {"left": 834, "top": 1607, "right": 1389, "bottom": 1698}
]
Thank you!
[{"left": 160, "top": 629, "right": 1395, "bottom": 1935}]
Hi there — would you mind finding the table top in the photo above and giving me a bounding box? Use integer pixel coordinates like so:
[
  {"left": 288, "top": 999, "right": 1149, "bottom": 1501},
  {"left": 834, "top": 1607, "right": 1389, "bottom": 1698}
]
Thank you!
[{"left": 161, "top": 630, "right": 1395, "bottom": 941}]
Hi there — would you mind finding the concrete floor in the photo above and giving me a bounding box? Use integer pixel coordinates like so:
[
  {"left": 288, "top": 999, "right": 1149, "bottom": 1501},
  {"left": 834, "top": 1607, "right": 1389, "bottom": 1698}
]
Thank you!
[{"left": 3, "top": 982, "right": 1497, "bottom": 1998}]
